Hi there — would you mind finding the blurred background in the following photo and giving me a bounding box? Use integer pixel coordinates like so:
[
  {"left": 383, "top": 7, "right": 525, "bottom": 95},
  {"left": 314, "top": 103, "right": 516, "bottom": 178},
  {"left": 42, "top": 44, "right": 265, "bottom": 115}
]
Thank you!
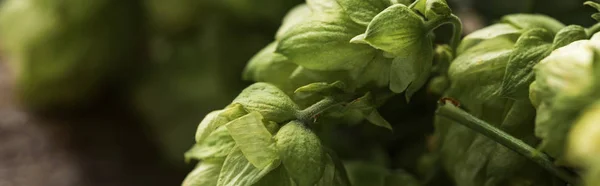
[{"left": 0, "top": 0, "right": 594, "bottom": 186}]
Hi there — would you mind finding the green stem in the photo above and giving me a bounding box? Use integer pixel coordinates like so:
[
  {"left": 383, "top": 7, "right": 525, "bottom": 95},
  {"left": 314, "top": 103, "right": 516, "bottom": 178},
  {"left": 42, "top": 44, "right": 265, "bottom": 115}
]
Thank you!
[
  {"left": 425, "top": 15, "right": 463, "bottom": 55},
  {"left": 296, "top": 97, "right": 342, "bottom": 124},
  {"left": 587, "top": 22, "right": 600, "bottom": 37},
  {"left": 435, "top": 101, "right": 579, "bottom": 185}
]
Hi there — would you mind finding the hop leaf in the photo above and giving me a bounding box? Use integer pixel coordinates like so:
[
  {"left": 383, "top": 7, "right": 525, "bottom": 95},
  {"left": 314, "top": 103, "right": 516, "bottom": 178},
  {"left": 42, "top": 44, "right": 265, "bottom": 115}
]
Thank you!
[
  {"left": 501, "top": 14, "right": 565, "bottom": 34},
  {"left": 411, "top": 0, "right": 452, "bottom": 19},
  {"left": 585, "top": 1, "right": 600, "bottom": 22},
  {"left": 336, "top": 0, "right": 392, "bottom": 26},
  {"left": 351, "top": 4, "right": 433, "bottom": 99},
  {"left": 276, "top": 16, "right": 376, "bottom": 71},
  {"left": 497, "top": 28, "right": 553, "bottom": 99},
  {"left": 243, "top": 42, "right": 297, "bottom": 92}
]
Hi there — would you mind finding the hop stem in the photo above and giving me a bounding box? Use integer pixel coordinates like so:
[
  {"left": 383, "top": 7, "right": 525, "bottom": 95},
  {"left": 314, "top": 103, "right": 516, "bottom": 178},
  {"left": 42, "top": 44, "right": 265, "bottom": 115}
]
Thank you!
[
  {"left": 296, "top": 97, "right": 343, "bottom": 124},
  {"left": 425, "top": 14, "right": 463, "bottom": 55},
  {"left": 587, "top": 22, "right": 600, "bottom": 37},
  {"left": 435, "top": 101, "right": 579, "bottom": 185}
]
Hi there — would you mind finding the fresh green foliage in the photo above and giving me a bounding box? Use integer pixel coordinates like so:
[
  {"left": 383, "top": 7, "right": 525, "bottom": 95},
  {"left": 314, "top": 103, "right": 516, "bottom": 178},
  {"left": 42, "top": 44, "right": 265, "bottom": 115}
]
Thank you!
[
  {"left": 435, "top": 26, "right": 558, "bottom": 185},
  {"left": 183, "top": 0, "right": 600, "bottom": 185}
]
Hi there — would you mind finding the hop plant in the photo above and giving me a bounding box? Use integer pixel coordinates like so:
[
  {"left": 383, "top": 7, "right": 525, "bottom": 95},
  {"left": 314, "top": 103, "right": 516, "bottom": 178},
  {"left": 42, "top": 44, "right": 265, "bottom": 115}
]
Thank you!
[{"left": 179, "top": 0, "right": 600, "bottom": 186}]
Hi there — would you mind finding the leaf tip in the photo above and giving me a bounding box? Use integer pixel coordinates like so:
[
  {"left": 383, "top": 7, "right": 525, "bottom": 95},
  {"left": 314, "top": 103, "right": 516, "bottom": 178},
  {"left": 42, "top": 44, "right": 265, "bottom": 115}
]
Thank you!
[{"left": 350, "top": 34, "right": 368, "bottom": 44}]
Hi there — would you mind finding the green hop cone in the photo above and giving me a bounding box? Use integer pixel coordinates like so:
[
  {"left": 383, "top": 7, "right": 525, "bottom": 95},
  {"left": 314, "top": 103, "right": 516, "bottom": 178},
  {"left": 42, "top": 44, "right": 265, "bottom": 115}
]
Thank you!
[
  {"left": 567, "top": 101, "right": 600, "bottom": 167},
  {"left": 433, "top": 15, "right": 575, "bottom": 186},
  {"left": 275, "top": 121, "right": 325, "bottom": 186},
  {"left": 566, "top": 101, "right": 600, "bottom": 186},
  {"left": 530, "top": 33, "right": 600, "bottom": 162},
  {"left": 247, "top": 0, "right": 461, "bottom": 100}
]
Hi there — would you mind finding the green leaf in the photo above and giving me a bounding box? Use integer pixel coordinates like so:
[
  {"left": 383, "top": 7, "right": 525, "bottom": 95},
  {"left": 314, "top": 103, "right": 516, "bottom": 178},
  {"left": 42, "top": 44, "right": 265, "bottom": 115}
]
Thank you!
[
  {"left": 389, "top": 56, "right": 416, "bottom": 94},
  {"left": 353, "top": 4, "right": 432, "bottom": 96},
  {"left": 276, "top": 4, "right": 312, "bottom": 40},
  {"left": 182, "top": 160, "right": 224, "bottom": 186},
  {"left": 275, "top": 121, "right": 325, "bottom": 186},
  {"left": 365, "top": 110, "right": 393, "bottom": 131},
  {"left": 253, "top": 165, "right": 293, "bottom": 186},
  {"left": 551, "top": 25, "right": 587, "bottom": 50},
  {"left": 457, "top": 23, "right": 521, "bottom": 54},
  {"left": 294, "top": 81, "right": 346, "bottom": 99},
  {"left": 226, "top": 112, "right": 279, "bottom": 169},
  {"left": 217, "top": 148, "right": 280, "bottom": 186},
  {"left": 448, "top": 37, "right": 515, "bottom": 101},
  {"left": 356, "top": 53, "right": 393, "bottom": 88},
  {"left": 289, "top": 67, "right": 353, "bottom": 90},
  {"left": 195, "top": 104, "right": 247, "bottom": 143},
  {"left": 336, "top": 0, "right": 391, "bottom": 26},
  {"left": 186, "top": 126, "right": 236, "bottom": 161},
  {"left": 233, "top": 83, "right": 300, "bottom": 122},
  {"left": 307, "top": 0, "right": 345, "bottom": 17},
  {"left": 585, "top": 1, "right": 600, "bottom": 14},
  {"left": 354, "top": 4, "right": 427, "bottom": 57},
  {"left": 243, "top": 42, "right": 298, "bottom": 91},
  {"left": 501, "top": 14, "right": 565, "bottom": 34},
  {"left": 497, "top": 28, "right": 553, "bottom": 98},
  {"left": 411, "top": 0, "right": 451, "bottom": 19},
  {"left": 276, "top": 18, "right": 376, "bottom": 71},
  {"left": 345, "top": 93, "right": 393, "bottom": 131},
  {"left": 424, "top": 0, "right": 451, "bottom": 19},
  {"left": 409, "top": 0, "right": 427, "bottom": 16},
  {"left": 398, "top": 39, "right": 434, "bottom": 100}
]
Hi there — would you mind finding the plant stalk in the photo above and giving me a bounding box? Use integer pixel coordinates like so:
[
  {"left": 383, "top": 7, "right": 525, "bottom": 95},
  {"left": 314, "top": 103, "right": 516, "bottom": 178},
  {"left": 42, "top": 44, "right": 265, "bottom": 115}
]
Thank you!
[
  {"left": 435, "top": 101, "right": 579, "bottom": 185},
  {"left": 296, "top": 97, "right": 342, "bottom": 124},
  {"left": 425, "top": 15, "right": 463, "bottom": 55},
  {"left": 587, "top": 22, "right": 600, "bottom": 37}
]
